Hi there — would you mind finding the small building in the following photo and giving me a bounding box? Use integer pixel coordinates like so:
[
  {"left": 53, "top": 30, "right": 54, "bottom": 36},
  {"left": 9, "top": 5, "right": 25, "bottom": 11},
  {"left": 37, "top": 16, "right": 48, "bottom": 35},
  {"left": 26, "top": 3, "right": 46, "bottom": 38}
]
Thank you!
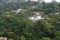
[
  {"left": 29, "top": 16, "right": 44, "bottom": 20},
  {"left": 0, "top": 37, "right": 7, "bottom": 40},
  {"left": 28, "top": 11, "right": 44, "bottom": 21}
]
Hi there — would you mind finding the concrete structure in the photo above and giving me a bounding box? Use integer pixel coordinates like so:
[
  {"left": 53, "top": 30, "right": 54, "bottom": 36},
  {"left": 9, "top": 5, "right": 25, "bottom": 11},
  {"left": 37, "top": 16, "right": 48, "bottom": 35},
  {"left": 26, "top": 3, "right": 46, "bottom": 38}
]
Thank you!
[
  {"left": 28, "top": 12, "right": 44, "bottom": 21},
  {"left": 29, "top": 16, "right": 44, "bottom": 20}
]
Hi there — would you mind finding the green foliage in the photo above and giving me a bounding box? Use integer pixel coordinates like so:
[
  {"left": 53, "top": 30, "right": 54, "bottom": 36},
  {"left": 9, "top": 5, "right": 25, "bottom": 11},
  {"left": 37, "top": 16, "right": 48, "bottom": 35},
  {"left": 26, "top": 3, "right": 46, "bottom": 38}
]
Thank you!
[
  {"left": 0, "top": 1, "right": 60, "bottom": 40},
  {"left": 0, "top": 11, "right": 60, "bottom": 40},
  {"left": 42, "top": 37, "right": 51, "bottom": 40}
]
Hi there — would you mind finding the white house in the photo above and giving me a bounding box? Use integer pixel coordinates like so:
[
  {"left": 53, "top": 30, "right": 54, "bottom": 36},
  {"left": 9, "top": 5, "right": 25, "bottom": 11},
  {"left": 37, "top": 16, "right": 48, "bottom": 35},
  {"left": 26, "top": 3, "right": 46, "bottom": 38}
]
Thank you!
[
  {"left": 29, "top": 16, "right": 44, "bottom": 21},
  {"left": 28, "top": 12, "right": 44, "bottom": 21}
]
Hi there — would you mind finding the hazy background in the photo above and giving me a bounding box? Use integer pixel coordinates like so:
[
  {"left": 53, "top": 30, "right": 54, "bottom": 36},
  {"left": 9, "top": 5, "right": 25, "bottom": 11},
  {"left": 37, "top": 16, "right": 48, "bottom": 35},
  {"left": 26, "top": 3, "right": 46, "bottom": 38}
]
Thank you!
[{"left": 44, "top": 0, "right": 60, "bottom": 2}]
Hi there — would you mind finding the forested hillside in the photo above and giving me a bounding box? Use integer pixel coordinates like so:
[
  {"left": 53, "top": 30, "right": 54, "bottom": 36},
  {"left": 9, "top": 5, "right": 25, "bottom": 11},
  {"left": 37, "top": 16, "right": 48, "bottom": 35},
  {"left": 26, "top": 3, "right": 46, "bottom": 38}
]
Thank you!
[{"left": 0, "top": 0, "right": 60, "bottom": 40}]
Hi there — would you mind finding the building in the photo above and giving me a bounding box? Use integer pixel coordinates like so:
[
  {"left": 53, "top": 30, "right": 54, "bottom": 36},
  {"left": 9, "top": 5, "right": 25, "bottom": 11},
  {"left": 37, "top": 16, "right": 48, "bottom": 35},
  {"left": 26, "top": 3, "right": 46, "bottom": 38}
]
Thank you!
[
  {"left": 28, "top": 11, "right": 44, "bottom": 21},
  {"left": 29, "top": 15, "right": 44, "bottom": 20}
]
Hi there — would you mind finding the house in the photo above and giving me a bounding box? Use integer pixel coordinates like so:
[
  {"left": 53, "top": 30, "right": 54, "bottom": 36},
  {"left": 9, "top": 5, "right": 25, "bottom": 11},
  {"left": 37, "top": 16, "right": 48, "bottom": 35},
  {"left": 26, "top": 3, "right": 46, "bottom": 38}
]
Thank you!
[
  {"left": 28, "top": 11, "right": 44, "bottom": 21},
  {"left": 29, "top": 16, "right": 44, "bottom": 20}
]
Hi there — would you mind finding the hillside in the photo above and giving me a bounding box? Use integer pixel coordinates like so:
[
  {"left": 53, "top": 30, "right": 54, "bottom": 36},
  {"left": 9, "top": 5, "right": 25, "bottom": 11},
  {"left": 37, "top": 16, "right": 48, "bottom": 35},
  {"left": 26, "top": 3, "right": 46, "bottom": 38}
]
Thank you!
[{"left": 0, "top": 0, "right": 60, "bottom": 40}]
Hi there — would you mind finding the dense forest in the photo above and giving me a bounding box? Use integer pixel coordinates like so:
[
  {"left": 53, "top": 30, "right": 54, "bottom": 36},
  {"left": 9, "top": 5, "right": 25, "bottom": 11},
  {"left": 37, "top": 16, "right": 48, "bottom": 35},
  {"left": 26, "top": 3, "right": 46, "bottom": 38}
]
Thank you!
[{"left": 0, "top": 0, "right": 60, "bottom": 40}]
